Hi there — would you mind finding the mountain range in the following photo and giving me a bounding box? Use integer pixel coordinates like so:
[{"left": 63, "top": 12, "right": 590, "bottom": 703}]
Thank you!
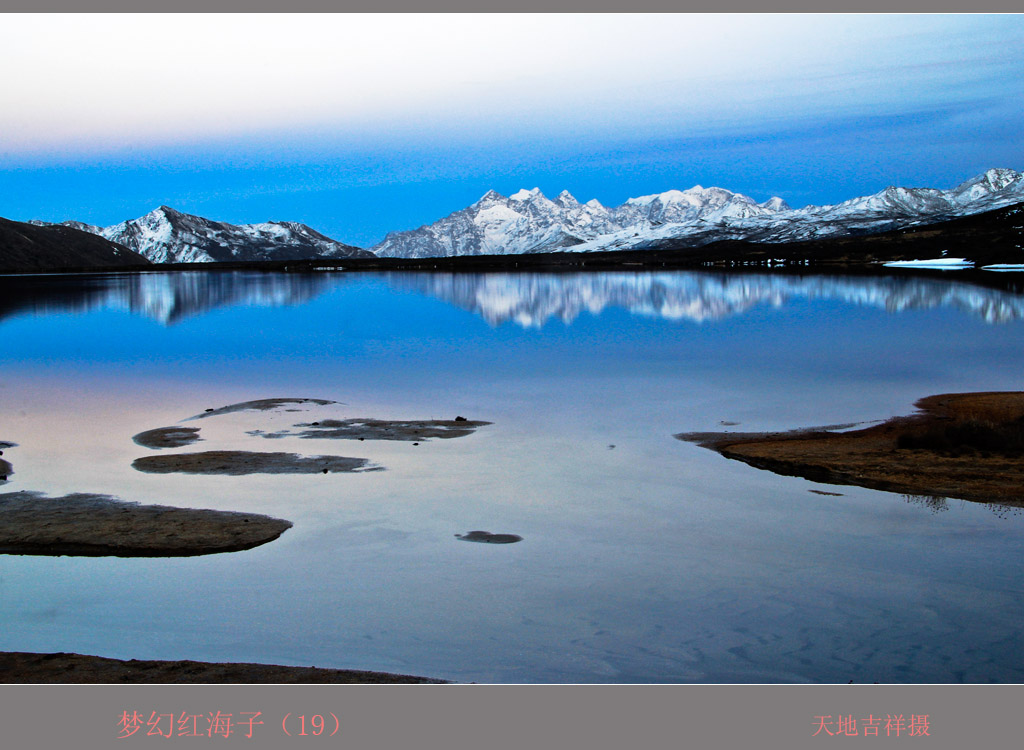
[
  {"left": 372, "top": 168, "right": 1024, "bottom": 258},
  {"left": 13, "top": 167, "right": 1024, "bottom": 267}
]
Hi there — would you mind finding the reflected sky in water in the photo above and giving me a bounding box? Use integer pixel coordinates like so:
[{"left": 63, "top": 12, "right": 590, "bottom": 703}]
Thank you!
[
  {"left": 4, "top": 269, "right": 1024, "bottom": 327},
  {"left": 2, "top": 269, "right": 1024, "bottom": 683}
]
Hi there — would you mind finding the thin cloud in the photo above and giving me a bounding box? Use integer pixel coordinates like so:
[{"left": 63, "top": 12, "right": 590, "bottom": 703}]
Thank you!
[{"left": 4, "top": 14, "right": 1021, "bottom": 156}]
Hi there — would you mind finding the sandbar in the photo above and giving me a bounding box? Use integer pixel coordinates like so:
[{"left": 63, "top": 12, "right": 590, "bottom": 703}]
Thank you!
[
  {"left": 455, "top": 530, "right": 523, "bottom": 544},
  {"left": 0, "top": 490, "right": 292, "bottom": 556},
  {"left": 132, "top": 450, "right": 380, "bottom": 475},
  {"left": 0, "top": 440, "right": 13, "bottom": 482},
  {"left": 676, "top": 392, "right": 1024, "bottom": 506},
  {"left": 0, "top": 651, "right": 445, "bottom": 684},
  {"left": 186, "top": 398, "right": 337, "bottom": 421},
  {"left": 132, "top": 426, "right": 202, "bottom": 449},
  {"left": 255, "top": 417, "right": 492, "bottom": 442}
]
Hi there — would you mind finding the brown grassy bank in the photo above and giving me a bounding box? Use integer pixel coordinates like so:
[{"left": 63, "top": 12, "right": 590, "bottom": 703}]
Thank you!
[
  {"left": 677, "top": 392, "right": 1024, "bottom": 506},
  {"left": 0, "top": 652, "right": 446, "bottom": 684}
]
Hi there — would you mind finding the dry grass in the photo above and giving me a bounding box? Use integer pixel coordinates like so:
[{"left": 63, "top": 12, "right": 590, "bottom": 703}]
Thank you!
[{"left": 678, "top": 392, "right": 1024, "bottom": 507}]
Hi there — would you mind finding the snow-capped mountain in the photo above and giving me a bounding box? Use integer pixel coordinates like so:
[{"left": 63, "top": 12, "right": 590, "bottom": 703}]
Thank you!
[
  {"left": 37, "top": 206, "right": 372, "bottom": 264},
  {"left": 372, "top": 184, "right": 789, "bottom": 258},
  {"left": 373, "top": 168, "right": 1024, "bottom": 258}
]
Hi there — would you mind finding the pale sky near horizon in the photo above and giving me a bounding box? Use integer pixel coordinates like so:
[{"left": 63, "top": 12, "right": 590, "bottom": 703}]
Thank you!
[{"left": 2, "top": 13, "right": 1022, "bottom": 245}]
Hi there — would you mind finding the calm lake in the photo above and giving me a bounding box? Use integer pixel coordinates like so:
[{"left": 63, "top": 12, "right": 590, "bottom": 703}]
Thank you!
[{"left": 2, "top": 269, "right": 1024, "bottom": 683}]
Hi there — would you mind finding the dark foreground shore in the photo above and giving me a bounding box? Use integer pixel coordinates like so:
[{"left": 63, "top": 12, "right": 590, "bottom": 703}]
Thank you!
[
  {"left": 678, "top": 391, "right": 1024, "bottom": 506},
  {"left": 0, "top": 652, "right": 446, "bottom": 684}
]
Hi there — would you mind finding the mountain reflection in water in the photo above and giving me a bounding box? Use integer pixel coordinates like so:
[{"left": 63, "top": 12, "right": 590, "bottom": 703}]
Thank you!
[
  {"left": 393, "top": 272, "right": 1024, "bottom": 327},
  {"left": 2, "top": 269, "right": 1024, "bottom": 327},
  {"left": 0, "top": 270, "right": 338, "bottom": 325}
]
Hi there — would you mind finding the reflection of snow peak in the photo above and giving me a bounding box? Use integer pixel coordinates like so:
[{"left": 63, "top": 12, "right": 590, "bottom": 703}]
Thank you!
[
  {"left": 374, "top": 168, "right": 1024, "bottom": 258},
  {"left": 72, "top": 272, "right": 334, "bottom": 324},
  {"left": 395, "top": 272, "right": 1024, "bottom": 327}
]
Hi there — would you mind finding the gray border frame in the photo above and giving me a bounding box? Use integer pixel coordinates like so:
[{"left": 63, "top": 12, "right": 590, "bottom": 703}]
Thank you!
[
  {"left": 1, "top": 683, "right": 1021, "bottom": 749},
  {"left": 3, "top": 2, "right": 1024, "bottom": 11}
]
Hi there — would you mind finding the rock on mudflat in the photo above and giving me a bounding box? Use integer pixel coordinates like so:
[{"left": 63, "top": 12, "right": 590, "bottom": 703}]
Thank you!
[
  {"left": 0, "top": 491, "right": 292, "bottom": 557},
  {"left": 132, "top": 450, "right": 380, "bottom": 475},
  {"left": 186, "top": 398, "right": 337, "bottom": 421},
  {"left": 455, "top": 530, "right": 523, "bottom": 544},
  {"left": 259, "top": 418, "right": 492, "bottom": 442},
  {"left": 0, "top": 441, "right": 14, "bottom": 483},
  {"left": 132, "top": 426, "right": 202, "bottom": 449}
]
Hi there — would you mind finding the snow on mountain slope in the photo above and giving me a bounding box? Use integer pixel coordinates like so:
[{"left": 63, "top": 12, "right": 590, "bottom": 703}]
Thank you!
[
  {"left": 372, "top": 184, "right": 788, "bottom": 258},
  {"left": 374, "top": 168, "right": 1024, "bottom": 258},
  {"left": 951, "top": 167, "right": 1022, "bottom": 204},
  {"left": 45, "top": 207, "right": 373, "bottom": 264}
]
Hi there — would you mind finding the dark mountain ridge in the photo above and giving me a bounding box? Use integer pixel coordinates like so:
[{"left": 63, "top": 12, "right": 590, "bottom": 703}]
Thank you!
[{"left": 0, "top": 218, "right": 150, "bottom": 273}]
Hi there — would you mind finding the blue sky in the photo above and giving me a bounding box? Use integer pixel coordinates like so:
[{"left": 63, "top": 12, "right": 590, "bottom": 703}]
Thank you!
[{"left": 1, "top": 14, "right": 1022, "bottom": 247}]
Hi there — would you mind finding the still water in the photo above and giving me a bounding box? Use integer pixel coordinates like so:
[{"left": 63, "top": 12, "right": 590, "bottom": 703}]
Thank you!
[{"left": 2, "top": 269, "right": 1024, "bottom": 683}]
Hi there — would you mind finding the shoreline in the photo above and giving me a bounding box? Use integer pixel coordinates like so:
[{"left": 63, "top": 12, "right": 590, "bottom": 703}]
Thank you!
[
  {"left": 677, "top": 391, "right": 1024, "bottom": 507},
  {"left": 0, "top": 652, "right": 447, "bottom": 684}
]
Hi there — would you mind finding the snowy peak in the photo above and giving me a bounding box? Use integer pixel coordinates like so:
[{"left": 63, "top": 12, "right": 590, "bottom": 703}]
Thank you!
[
  {"left": 58, "top": 207, "right": 371, "bottom": 264},
  {"left": 760, "top": 197, "right": 790, "bottom": 212},
  {"left": 825, "top": 185, "right": 950, "bottom": 216},
  {"left": 951, "top": 168, "right": 1023, "bottom": 204},
  {"left": 555, "top": 190, "right": 580, "bottom": 208},
  {"left": 29, "top": 219, "right": 104, "bottom": 234},
  {"left": 626, "top": 185, "right": 751, "bottom": 208},
  {"left": 510, "top": 187, "right": 543, "bottom": 201},
  {"left": 476, "top": 189, "right": 507, "bottom": 206},
  {"left": 615, "top": 185, "right": 775, "bottom": 227},
  {"left": 625, "top": 188, "right": 697, "bottom": 206}
]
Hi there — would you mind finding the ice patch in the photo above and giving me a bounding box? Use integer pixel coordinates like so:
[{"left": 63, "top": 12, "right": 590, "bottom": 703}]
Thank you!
[
  {"left": 982, "top": 264, "right": 1024, "bottom": 272},
  {"left": 883, "top": 258, "right": 974, "bottom": 269}
]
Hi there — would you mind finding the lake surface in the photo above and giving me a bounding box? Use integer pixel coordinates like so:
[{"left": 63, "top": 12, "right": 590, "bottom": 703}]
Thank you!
[{"left": 2, "top": 268, "right": 1024, "bottom": 683}]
